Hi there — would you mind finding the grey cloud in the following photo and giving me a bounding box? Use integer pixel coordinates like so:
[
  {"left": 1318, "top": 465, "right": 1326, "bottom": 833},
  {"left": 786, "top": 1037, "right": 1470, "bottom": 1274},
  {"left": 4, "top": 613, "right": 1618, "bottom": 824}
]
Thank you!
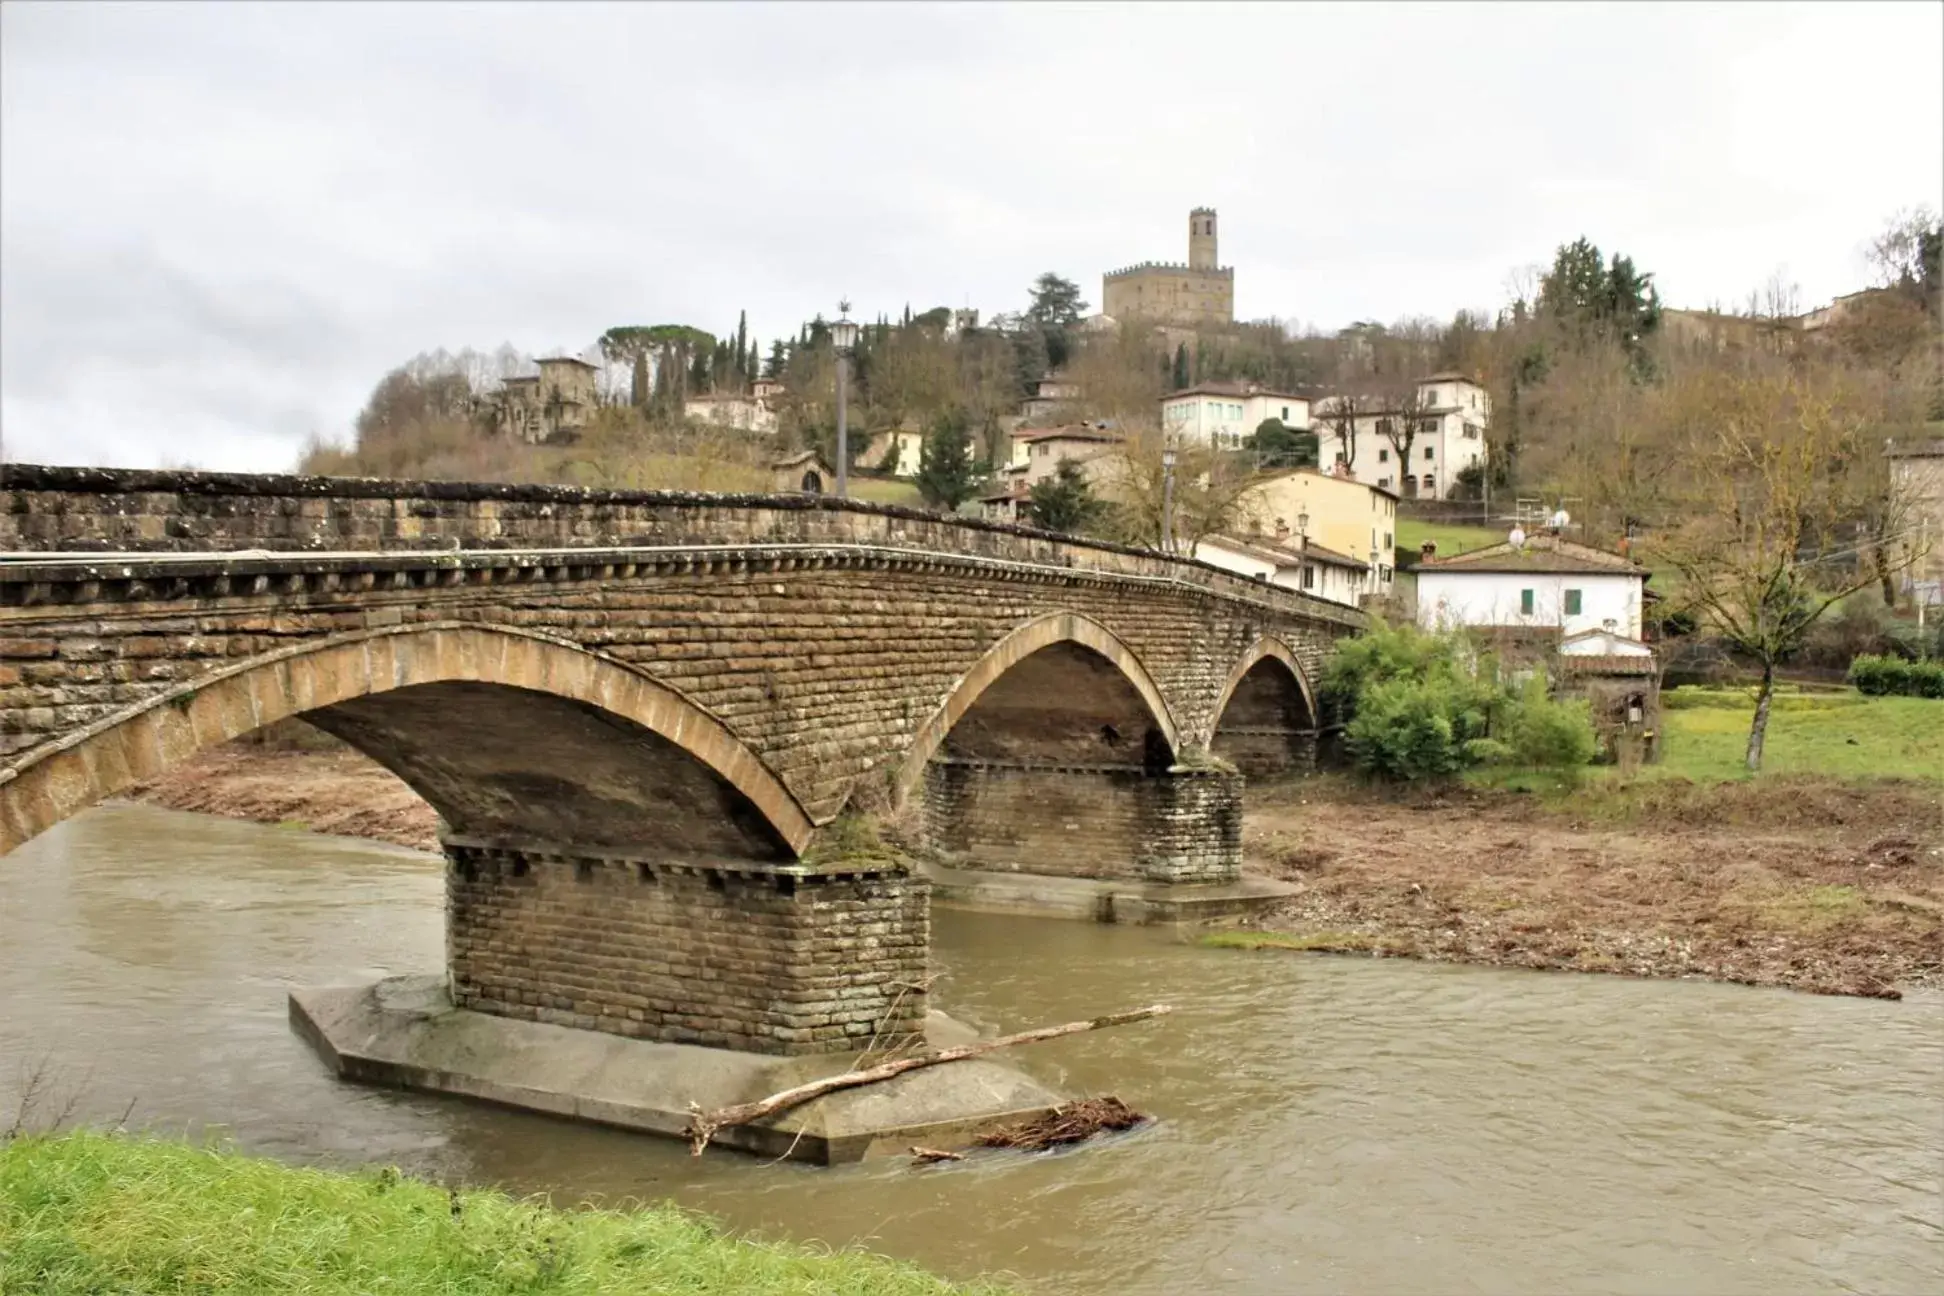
[{"left": 2, "top": 0, "right": 1939, "bottom": 471}]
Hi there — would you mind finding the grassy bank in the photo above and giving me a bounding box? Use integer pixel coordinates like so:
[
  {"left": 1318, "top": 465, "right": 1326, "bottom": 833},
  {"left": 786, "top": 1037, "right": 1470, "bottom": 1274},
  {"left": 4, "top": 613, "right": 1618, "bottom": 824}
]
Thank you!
[
  {"left": 1653, "top": 687, "right": 1942, "bottom": 782},
  {"left": 0, "top": 1131, "right": 1002, "bottom": 1295}
]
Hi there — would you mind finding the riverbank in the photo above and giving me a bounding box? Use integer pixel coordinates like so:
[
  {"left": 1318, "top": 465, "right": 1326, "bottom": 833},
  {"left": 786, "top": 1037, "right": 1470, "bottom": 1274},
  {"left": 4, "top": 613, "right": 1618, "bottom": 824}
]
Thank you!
[
  {"left": 1237, "top": 775, "right": 1942, "bottom": 998},
  {"left": 123, "top": 739, "right": 1941, "bottom": 999},
  {"left": 0, "top": 1131, "right": 998, "bottom": 1294}
]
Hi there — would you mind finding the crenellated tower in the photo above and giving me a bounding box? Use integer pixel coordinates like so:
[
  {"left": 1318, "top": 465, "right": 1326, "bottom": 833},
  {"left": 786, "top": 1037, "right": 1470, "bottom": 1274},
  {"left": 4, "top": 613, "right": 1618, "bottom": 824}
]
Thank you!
[{"left": 1189, "top": 207, "right": 1218, "bottom": 271}]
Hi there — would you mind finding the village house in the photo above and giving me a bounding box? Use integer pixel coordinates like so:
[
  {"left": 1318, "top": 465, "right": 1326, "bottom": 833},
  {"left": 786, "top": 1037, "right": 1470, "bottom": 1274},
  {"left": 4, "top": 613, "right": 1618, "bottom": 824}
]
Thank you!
[
  {"left": 1234, "top": 467, "right": 1399, "bottom": 600},
  {"left": 863, "top": 425, "right": 926, "bottom": 478},
  {"left": 1019, "top": 373, "right": 1083, "bottom": 424},
  {"left": 683, "top": 392, "right": 779, "bottom": 435},
  {"left": 751, "top": 377, "right": 787, "bottom": 402},
  {"left": 1160, "top": 382, "right": 1312, "bottom": 450},
  {"left": 1311, "top": 373, "right": 1490, "bottom": 499},
  {"left": 1412, "top": 532, "right": 1648, "bottom": 639},
  {"left": 984, "top": 425, "right": 1123, "bottom": 524},
  {"left": 489, "top": 355, "right": 600, "bottom": 445},
  {"left": 1412, "top": 532, "right": 1660, "bottom": 762},
  {"left": 1194, "top": 530, "right": 1371, "bottom": 607},
  {"left": 1887, "top": 436, "right": 1944, "bottom": 610}
]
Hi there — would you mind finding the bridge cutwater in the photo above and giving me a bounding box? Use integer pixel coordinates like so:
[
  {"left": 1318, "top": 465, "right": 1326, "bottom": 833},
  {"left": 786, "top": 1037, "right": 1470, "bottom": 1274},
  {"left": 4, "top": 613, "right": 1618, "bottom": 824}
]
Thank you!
[{"left": 0, "top": 465, "right": 1358, "bottom": 1069}]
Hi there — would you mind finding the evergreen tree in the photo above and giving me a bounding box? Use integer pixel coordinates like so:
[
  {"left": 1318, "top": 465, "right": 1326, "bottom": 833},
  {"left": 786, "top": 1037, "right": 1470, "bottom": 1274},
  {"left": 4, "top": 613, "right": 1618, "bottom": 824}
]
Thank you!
[
  {"left": 1025, "top": 273, "right": 1087, "bottom": 328},
  {"left": 1012, "top": 326, "right": 1050, "bottom": 397},
  {"left": 766, "top": 339, "right": 787, "bottom": 379},
  {"left": 915, "top": 407, "right": 978, "bottom": 511},
  {"left": 734, "top": 311, "right": 748, "bottom": 384},
  {"left": 1024, "top": 459, "right": 1105, "bottom": 534},
  {"left": 1250, "top": 418, "right": 1318, "bottom": 469},
  {"left": 1172, "top": 343, "right": 1191, "bottom": 391},
  {"left": 630, "top": 351, "right": 650, "bottom": 408}
]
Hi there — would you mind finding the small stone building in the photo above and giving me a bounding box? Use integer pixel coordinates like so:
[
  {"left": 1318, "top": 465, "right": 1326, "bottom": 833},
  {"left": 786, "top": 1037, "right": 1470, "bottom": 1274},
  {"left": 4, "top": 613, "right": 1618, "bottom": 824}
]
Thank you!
[
  {"left": 1557, "top": 628, "right": 1662, "bottom": 765},
  {"left": 770, "top": 449, "right": 833, "bottom": 495}
]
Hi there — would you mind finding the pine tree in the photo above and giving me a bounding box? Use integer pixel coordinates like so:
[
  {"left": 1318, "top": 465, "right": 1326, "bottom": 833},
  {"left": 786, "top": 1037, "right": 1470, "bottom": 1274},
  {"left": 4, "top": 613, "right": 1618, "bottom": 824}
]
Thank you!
[
  {"left": 1024, "top": 459, "right": 1105, "bottom": 534},
  {"left": 735, "top": 311, "right": 748, "bottom": 385},
  {"left": 1172, "top": 343, "right": 1191, "bottom": 391},
  {"left": 915, "top": 408, "right": 978, "bottom": 511},
  {"left": 631, "top": 351, "right": 650, "bottom": 408}
]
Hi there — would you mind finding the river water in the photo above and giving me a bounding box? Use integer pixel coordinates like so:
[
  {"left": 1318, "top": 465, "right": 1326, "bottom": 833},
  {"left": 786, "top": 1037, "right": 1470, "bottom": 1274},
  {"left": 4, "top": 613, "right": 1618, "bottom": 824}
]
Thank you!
[{"left": 2, "top": 803, "right": 1939, "bottom": 1294}]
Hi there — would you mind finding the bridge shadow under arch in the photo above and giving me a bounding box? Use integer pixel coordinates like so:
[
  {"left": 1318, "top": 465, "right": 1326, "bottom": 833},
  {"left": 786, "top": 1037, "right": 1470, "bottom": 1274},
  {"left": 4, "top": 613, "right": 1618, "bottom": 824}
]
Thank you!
[
  {"left": 0, "top": 623, "right": 815, "bottom": 860},
  {"left": 1210, "top": 637, "right": 1325, "bottom": 778}
]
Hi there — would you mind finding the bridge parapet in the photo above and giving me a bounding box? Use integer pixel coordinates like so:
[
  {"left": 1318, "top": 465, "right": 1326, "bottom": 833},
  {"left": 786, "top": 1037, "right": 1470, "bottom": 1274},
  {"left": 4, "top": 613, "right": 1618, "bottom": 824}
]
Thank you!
[{"left": 0, "top": 465, "right": 1360, "bottom": 630}]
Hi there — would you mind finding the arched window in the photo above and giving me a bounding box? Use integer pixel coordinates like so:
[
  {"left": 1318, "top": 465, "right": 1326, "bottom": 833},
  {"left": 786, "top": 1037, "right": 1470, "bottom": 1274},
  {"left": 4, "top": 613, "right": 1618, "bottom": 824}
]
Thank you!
[{"left": 800, "top": 470, "right": 823, "bottom": 495}]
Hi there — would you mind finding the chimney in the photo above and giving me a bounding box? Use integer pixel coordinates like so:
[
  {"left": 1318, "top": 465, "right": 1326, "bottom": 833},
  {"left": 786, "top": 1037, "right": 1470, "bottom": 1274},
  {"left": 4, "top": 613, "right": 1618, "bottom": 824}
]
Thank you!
[
  {"left": 1274, "top": 516, "right": 1290, "bottom": 539},
  {"left": 1420, "top": 540, "right": 1438, "bottom": 560}
]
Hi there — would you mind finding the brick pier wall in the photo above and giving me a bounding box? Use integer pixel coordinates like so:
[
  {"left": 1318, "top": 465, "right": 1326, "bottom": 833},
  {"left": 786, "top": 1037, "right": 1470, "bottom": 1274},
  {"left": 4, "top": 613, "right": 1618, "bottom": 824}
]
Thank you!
[
  {"left": 920, "top": 759, "right": 1242, "bottom": 884},
  {"left": 1211, "top": 727, "right": 1319, "bottom": 778},
  {"left": 445, "top": 841, "right": 928, "bottom": 1056}
]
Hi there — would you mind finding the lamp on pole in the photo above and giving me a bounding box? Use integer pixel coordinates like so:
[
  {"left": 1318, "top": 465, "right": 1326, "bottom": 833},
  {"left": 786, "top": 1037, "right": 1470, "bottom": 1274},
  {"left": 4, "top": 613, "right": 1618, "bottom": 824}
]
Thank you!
[
  {"left": 1296, "top": 508, "right": 1309, "bottom": 548},
  {"left": 830, "top": 301, "right": 860, "bottom": 499},
  {"left": 1160, "top": 447, "right": 1178, "bottom": 554}
]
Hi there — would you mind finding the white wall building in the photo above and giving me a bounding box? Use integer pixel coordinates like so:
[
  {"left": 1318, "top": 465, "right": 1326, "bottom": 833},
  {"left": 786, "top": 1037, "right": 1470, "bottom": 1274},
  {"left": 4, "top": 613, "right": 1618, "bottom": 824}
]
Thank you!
[
  {"left": 1312, "top": 373, "right": 1489, "bottom": 499},
  {"left": 684, "top": 393, "right": 778, "bottom": 435},
  {"left": 1411, "top": 535, "right": 1649, "bottom": 639},
  {"left": 1161, "top": 382, "right": 1311, "bottom": 451},
  {"left": 1195, "top": 532, "right": 1370, "bottom": 607}
]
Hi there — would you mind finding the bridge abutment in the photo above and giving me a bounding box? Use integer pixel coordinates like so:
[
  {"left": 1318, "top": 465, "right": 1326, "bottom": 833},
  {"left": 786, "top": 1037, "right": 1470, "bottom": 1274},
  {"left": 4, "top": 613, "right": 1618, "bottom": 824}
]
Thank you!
[
  {"left": 444, "top": 839, "right": 928, "bottom": 1057},
  {"left": 920, "top": 758, "right": 1243, "bottom": 885}
]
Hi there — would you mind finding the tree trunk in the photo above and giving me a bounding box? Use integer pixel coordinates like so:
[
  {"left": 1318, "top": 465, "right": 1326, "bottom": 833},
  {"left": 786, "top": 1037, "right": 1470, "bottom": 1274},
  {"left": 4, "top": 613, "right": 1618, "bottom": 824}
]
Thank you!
[{"left": 1745, "top": 660, "right": 1775, "bottom": 772}]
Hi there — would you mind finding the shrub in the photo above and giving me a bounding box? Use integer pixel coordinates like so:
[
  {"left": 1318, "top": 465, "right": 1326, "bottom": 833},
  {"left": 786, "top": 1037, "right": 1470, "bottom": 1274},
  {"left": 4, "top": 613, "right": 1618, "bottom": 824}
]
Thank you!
[
  {"left": 1344, "top": 677, "right": 1467, "bottom": 781},
  {"left": 1848, "top": 654, "right": 1944, "bottom": 698},
  {"left": 1501, "top": 676, "right": 1599, "bottom": 767}
]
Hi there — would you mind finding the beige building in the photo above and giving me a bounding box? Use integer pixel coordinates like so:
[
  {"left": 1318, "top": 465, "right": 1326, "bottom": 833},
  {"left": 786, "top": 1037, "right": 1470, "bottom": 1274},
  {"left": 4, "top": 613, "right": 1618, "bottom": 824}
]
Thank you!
[
  {"left": 491, "top": 356, "right": 599, "bottom": 445},
  {"left": 1235, "top": 468, "right": 1399, "bottom": 598},
  {"left": 684, "top": 393, "right": 779, "bottom": 435},
  {"left": 1019, "top": 373, "right": 1083, "bottom": 424},
  {"left": 864, "top": 426, "right": 926, "bottom": 477},
  {"left": 1889, "top": 437, "right": 1944, "bottom": 608},
  {"left": 1102, "top": 208, "right": 1235, "bottom": 329}
]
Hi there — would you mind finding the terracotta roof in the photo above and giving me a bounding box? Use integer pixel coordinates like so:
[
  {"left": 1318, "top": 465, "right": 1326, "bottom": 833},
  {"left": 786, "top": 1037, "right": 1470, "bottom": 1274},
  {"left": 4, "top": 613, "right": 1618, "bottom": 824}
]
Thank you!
[
  {"left": 1410, "top": 534, "right": 1646, "bottom": 575},
  {"left": 1016, "top": 426, "right": 1121, "bottom": 445},
  {"left": 1206, "top": 533, "right": 1368, "bottom": 571}
]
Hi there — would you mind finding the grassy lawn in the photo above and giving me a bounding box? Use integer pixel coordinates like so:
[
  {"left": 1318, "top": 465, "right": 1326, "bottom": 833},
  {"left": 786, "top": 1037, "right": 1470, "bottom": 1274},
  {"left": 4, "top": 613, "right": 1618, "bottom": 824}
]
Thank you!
[
  {"left": 1653, "top": 687, "right": 1942, "bottom": 782},
  {"left": 1396, "top": 517, "right": 1504, "bottom": 559},
  {"left": 0, "top": 1132, "right": 1001, "bottom": 1295},
  {"left": 847, "top": 476, "right": 925, "bottom": 508}
]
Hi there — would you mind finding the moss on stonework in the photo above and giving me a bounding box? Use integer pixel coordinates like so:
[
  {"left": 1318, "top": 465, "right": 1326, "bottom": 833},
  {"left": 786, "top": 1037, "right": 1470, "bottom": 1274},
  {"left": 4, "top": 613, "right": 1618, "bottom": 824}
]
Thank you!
[{"left": 799, "top": 813, "right": 914, "bottom": 871}]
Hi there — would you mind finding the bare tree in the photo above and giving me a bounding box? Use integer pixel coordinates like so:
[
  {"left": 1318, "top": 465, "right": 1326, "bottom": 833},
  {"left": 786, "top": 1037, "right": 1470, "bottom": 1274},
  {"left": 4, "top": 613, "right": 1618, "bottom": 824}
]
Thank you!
[{"left": 1648, "top": 357, "right": 1929, "bottom": 770}]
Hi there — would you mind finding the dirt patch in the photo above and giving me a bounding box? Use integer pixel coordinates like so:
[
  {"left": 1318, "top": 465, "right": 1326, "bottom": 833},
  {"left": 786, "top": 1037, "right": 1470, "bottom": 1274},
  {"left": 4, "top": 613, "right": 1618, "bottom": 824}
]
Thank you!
[
  {"left": 1239, "top": 778, "right": 1943, "bottom": 998},
  {"left": 126, "top": 743, "right": 440, "bottom": 853}
]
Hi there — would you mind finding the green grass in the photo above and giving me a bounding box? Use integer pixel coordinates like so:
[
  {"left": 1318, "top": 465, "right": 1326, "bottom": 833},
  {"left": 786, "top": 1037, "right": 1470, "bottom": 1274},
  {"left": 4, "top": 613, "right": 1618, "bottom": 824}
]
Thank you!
[
  {"left": 1652, "top": 688, "right": 1942, "bottom": 782},
  {"left": 1396, "top": 517, "right": 1504, "bottom": 559},
  {"left": 0, "top": 1131, "right": 1004, "bottom": 1295},
  {"left": 847, "top": 477, "right": 925, "bottom": 509},
  {"left": 1756, "top": 884, "right": 1872, "bottom": 931}
]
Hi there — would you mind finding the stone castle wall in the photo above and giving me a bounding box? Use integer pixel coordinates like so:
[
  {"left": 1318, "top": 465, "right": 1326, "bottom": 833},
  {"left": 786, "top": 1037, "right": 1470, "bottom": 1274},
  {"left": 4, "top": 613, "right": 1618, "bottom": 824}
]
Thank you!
[{"left": 1102, "top": 263, "right": 1234, "bottom": 329}]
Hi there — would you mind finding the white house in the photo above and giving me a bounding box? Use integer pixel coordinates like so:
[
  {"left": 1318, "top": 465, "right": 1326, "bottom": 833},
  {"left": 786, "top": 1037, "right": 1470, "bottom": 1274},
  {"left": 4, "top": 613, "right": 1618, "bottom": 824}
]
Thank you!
[
  {"left": 1311, "top": 372, "right": 1489, "bottom": 499},
  {"left": 1161, "top": 382, "right": 1312, "bottom": 451},
  {"left": 1411, "top": 534, "right": 1649, "bottom": 639},
  {"left": 1194, "top": 532, "right": 1370, "bottom": 607},
  {"left": 863, "top": 427, "right": 926, "bottom": 477},
  {"left": 684, "top": 393, "right": 778, "bottom": 435}
]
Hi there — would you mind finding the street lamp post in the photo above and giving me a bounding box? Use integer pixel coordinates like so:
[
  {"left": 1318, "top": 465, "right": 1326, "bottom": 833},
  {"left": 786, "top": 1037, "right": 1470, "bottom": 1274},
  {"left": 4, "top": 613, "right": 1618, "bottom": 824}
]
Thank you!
[
  {"left": 830, "top": 302, "right": 860, "bottom": 499},
  {"left": 1160, "top": 447, "right": 1178, "bottom": 554},
  {"left": 1296, "top": 509, "right": 1309, "bottom": 547}
]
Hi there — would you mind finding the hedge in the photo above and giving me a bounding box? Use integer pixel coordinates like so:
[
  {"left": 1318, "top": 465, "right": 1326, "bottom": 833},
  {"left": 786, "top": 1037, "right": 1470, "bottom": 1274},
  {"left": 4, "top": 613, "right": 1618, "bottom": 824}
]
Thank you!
[{"left": 1847, "top": 654, "right": 1944, "bottom": 699}]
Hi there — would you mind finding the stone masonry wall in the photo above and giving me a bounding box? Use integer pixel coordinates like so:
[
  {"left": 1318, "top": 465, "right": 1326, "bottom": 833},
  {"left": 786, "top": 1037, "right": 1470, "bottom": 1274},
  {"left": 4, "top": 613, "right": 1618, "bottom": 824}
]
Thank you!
[
  {"left": 1209, "top": 727, "right": 1318, "bottom": 779},
  {"left": 445, "top": 842, "right": 928, "bottom": 1056},
  {"left": 921, "top": 759, "right": 1242, "bottom": 884}
]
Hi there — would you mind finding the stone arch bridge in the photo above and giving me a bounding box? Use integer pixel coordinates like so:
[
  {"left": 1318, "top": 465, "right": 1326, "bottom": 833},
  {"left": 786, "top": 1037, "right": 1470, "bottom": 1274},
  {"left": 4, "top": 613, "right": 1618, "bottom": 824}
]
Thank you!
[{"left": 0, "top": 466, "right": 1359, "bottom": 1059}]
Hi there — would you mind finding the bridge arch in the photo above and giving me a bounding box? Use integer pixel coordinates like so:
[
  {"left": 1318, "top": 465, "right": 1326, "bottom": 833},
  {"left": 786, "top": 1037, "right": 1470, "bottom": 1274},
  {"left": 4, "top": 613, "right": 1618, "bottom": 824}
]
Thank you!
[
  {"left": 1210, "top": 636, "right": 1323, "bottom": 778},
  {"left": 894, "top": 611, "right": 1180, "bottom": 803},
  {"left": 0, "top": 623, "right": 815, "bottom": 858}
]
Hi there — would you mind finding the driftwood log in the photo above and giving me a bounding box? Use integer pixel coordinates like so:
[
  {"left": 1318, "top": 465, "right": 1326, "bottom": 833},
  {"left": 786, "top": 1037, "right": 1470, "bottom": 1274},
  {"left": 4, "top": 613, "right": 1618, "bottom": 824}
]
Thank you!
[{"left": 684, "top": 1004, "right": 1172, "bottom": 1155}]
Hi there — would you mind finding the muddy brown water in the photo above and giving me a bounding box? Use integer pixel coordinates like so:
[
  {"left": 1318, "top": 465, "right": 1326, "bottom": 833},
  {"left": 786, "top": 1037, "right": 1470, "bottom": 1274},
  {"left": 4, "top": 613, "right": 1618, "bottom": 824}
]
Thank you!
[{"left": 3, "top": 803, "right": 1939, "bottom": 1295}]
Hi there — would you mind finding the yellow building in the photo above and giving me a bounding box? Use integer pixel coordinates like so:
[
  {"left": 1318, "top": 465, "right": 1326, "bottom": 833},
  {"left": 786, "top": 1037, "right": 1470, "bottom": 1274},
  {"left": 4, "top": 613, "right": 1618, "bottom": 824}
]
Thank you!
[
  {"left": 1101, "top": 208, "right": 1235, "bottom": 328},
  {"left": 1235, "top": 468, "right": 1399, "bottom": 596}
]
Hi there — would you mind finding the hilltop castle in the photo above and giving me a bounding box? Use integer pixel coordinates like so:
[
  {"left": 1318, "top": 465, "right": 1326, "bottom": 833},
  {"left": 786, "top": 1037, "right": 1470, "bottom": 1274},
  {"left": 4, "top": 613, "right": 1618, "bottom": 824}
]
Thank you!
[{"left": 1101, "top": 207, "right": 1235, "bottom": 329}]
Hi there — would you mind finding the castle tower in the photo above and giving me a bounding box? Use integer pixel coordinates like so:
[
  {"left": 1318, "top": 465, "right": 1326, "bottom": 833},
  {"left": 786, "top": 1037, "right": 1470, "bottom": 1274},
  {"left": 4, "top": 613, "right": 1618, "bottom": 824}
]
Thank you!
[{"left": 1188, "top": 207, "right": 1218, "bottom": 271}]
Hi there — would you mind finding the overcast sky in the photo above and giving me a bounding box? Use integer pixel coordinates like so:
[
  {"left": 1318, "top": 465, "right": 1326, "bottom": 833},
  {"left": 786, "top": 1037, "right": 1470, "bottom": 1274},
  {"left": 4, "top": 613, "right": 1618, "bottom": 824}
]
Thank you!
[{"left": 2, "top": 1, "right": 1939, "bottom": 473}]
